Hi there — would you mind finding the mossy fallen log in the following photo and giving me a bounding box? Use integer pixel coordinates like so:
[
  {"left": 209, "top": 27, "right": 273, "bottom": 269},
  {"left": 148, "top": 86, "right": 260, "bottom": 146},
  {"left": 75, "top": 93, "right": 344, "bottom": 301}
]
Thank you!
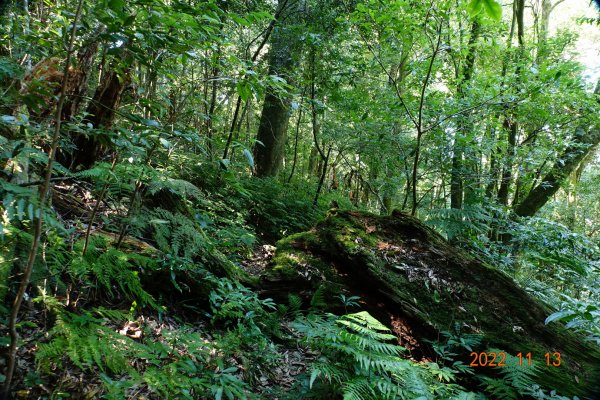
[{"left": 261, "top": 210, "right": 600, "bottom": 398}]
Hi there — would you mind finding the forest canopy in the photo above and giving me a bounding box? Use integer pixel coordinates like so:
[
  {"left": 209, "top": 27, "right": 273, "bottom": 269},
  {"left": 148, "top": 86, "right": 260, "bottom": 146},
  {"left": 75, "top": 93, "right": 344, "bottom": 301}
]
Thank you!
[{"left": 0, "top": 0, "right": 599, "bottom": 399}]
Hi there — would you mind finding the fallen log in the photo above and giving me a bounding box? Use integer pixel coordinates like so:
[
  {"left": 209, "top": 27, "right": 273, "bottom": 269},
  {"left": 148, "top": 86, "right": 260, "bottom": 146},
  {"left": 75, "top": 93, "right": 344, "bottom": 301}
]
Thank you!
[{"left": 260, "top": 210, "right": 600, "bottom": 398}]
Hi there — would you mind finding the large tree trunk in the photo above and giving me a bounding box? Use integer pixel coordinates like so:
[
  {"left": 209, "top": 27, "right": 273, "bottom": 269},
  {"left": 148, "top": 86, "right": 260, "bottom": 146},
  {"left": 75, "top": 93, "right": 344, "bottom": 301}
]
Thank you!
[
  {"left": 70, "top": 59, "right": 130, "bottom": 170},
  {"left": 62, "top": 36, "right": 100, "bottom": 121},
  {"left": 259, "top": 210, "right": 600, "bottom": 398},
  {"left": 253, "top": 0, "right": 303, "bottom": 177}
]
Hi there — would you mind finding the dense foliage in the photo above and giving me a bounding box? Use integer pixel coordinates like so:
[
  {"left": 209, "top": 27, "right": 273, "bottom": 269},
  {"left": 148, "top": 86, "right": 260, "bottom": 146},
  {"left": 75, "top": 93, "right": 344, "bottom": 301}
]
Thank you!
[{"left": 0, "top": 0, "right": 599, "bottom": 398}]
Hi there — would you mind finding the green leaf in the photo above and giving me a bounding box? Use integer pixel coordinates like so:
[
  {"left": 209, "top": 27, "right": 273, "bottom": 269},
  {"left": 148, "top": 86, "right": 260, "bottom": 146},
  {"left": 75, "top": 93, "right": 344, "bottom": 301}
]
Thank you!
[
  {"left": 242, "top": 149, "right": 254, "bottom": 168},
  {"left": 466, "top": 0, "right": 483, "bottom": 17},
  {"left": 545, "top": 310, "right": 575, "bottom": 324},
  {"left": 467, "top": 0, "right": 501, "bottom": 20},
  {"left": 482, "top": 0, "right": 502, "bottom": 21},
  {"left": 236, "top": 81, "right": 252, "bottom": 102},
  {"left": 142, "top": 118, "right": 160, "bottom": 127},
  {"left": 219, "top": 159, "right": 230, "bottom": 169},
  {"left": 149, "top": 219, "right": 170, "bottom": 224},
  {"left": 433, "top": 289, "right": 441, "bottom": 303},
  {"left": 159, "top": 138, "right": 171, "bottom": 149},
  {"left": 108, "top": 0, "right": 125, "bottom": 12},
  {"left": 309, "top": 368, "right": 320, "bottom": 388},
  {"left": 231, "top": 14, "right": 250, "bottom": 26},
  {"left": 122, "top": 14, "right": 136, "bottom": 27}
]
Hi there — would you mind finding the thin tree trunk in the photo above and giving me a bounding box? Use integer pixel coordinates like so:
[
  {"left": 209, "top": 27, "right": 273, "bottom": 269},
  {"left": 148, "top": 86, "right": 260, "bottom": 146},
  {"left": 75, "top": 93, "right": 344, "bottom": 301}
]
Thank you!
[
  {"left": 497, "top": 0, "right": 525, "bottom": 206},
  {"left": 450, "top": 19, "right": 480, "bottom": 209},
  {"left": 313, "top": 146, "right": 331, "bottom": 206},
  {"left": 411, "top": 22, "right": 443, "bottom": 216},
  {"left": 287, "top": 95, "right": 305, "bottom": 183},
  {"left": 2, "top": 0, "right": 84, "bottom": 394},
  {"left": 206, "top": 44, "right": 220, "bottom": 159},
  {"left": 486, "top": 2, "right": 517, "bottom": 199}
]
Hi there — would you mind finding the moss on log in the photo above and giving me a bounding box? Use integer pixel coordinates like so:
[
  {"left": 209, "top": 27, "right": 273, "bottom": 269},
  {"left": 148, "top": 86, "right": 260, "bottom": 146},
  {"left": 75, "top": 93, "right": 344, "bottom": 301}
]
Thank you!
[{"left": 262, "top": 210, "right": 600, "bottom": 398}]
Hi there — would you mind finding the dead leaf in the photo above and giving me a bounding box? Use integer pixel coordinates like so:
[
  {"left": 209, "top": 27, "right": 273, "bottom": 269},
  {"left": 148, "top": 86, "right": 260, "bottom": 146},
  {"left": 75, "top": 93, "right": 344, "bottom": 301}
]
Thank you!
[
  {"left": 377, "top": 242, "right": 390, "bottom": 250},
  {"left": 119, "top": 320, "right": 142, "bottom": 339}
]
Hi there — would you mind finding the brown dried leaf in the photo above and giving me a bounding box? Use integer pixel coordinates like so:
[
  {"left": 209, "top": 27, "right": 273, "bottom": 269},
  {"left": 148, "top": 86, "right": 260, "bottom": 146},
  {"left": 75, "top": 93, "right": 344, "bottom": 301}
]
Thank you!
[{"left": 377, "top": 241, "right": 390, "bottom": 250}]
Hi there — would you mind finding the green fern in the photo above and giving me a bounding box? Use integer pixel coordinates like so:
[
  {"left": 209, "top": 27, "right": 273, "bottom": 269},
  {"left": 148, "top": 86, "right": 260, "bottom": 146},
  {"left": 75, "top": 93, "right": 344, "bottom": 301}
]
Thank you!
[
  {"left": 146, "top": 208, "right": 209, "bottom": 259},
  {"left": 62, "top": 235, "right": 158, "bottom": 308},
  {"left": 36, "top": 311, "right": 140, "bottom": 374},
  {"left": 36, "top": 309, "right": 251, "bottom": 399},
  {"left": 292, "top": 312, "right": 457, "bottom": 400},
  {"left": 310, "top": 284, "right": 328, "bottom": 309},
  {"left": 478, "top": 349, "right": 539, "bottom": 399},
  {"left": 147, "top": 177, "right": 205, "bottom": 201}
]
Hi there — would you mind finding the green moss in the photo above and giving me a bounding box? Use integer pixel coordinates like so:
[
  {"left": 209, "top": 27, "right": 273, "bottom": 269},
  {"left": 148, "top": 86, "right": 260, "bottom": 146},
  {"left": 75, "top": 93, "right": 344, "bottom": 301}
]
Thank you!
[
  {"left": 267, "top": 230, "right": 335, "bottom": 283},
  {"left": 264, "top": 210, "right": 600, "bottom": 397}
]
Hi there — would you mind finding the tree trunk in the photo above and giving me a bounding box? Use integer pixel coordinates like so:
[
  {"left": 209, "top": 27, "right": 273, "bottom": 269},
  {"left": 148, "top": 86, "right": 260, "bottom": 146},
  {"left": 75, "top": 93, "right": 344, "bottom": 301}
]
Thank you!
[
  {"left": 62, "top": 35, "right": 100, "bottom": 121},
  {"left": 450, "top": 19, "right": 480, "bottom": 209},
  {"left": 514, "top": 80, "right": 600, "bottom": 217},
  {"left": 70, "top": 58, "right": 130, "bottom": 170},
  {"left": 287, "top": 96, "right": 304, "bottom": 183},
  {"left": 253, "top": 0, "right": 303, "bottom": 177},
  {"left": 259, "top": 210, "right": 600, "bottom": 398},
  {"left": 497, "top": 0, "right": 525, "bottom": 206},
  {"left": 514, "top": 126, "right": 600, "bottom": 217}
]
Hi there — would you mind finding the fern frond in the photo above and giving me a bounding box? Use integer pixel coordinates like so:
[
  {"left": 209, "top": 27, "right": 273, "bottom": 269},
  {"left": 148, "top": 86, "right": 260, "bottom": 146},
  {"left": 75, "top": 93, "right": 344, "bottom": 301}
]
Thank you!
[{"left": 147, "top": 177, "right": 204, "bottom": 201}]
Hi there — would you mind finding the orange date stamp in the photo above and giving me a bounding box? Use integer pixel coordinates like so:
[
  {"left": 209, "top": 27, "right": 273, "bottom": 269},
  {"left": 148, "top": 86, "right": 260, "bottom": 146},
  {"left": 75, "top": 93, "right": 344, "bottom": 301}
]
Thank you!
[{"left": 468, "top": 351, "right": 561, "bottom": 367}]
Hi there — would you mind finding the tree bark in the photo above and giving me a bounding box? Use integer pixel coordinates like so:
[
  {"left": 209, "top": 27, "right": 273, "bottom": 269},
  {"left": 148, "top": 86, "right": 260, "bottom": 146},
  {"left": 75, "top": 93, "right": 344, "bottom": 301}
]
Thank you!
[
  {"left": 514, "top": 126, "right": 600, "bottom": 217},
  {"left": 514, "top": 81, "right": 600, "bottom": 217},
  {"left": 70, "top": 57, "right": 130, "bottom": 170},
  {"left": 287, "top": 94, "right": 304, "bottom": 183},
  {"left": 62, "top": 35, "right": 101, "bottom": 121},
  {"left": 253, "top": 0, "right": 303, "bottom": 177},
  {"left": 497, "top": 0, "right": 525, "bottom": 206},
  {"left": 450, "top": 19, "right": 480, "bottom": 209},
  {"left": 259, "top": 210, "right": 600, "bottom": 398}
]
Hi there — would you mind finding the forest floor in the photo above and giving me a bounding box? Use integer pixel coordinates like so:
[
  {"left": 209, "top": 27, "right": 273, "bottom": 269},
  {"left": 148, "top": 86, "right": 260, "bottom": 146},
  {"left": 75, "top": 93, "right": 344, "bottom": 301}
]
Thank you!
[{"left": 4, "top": 244, "right": 319, "bottom": 400}]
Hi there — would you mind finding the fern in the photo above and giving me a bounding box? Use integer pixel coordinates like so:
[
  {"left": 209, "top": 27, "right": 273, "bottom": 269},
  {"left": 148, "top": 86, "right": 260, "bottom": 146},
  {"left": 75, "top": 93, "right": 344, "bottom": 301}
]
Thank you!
[
  {"left": 310, "top": 284, "right": 328, "bottom": 309},
  {"left": 62, "top": 235, "right": 158, "bottom": 308},
  {"left": 36, "top": 311, "right": 140, "bottom": 374},
  {"left": 478, "top": 349, "right": 539, "bottom": 399},
  {"left": 147, "top": 177, "right": 205, "bottom": 201},
  {"left": 292, "top": 312, "right": 455, "bottom": 400},
  {"left": 146, "top": 208, "right": 209, "bottom": 259},
  {"left": 289, "top": 293, "right": 303, "bottom": 313},
  {"left": 208, "top": 276, "right": 276, "bottom": 326},
  {"left": 36, "top": 309, "right": 252, "bottom": 399}
]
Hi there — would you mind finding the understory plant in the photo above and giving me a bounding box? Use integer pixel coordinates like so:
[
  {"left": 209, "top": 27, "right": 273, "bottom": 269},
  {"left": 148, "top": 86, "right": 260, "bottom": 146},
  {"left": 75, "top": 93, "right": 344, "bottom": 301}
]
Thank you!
[{"left": 291, "top": 311, "right": 475, "bottom": 400}]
